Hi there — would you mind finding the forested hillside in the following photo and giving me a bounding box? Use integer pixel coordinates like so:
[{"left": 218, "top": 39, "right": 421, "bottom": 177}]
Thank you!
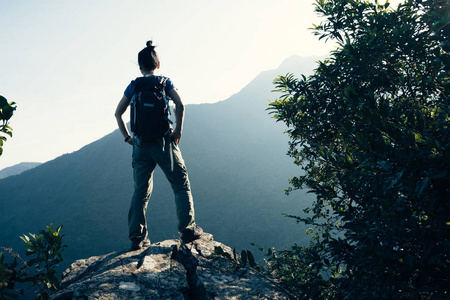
[{"left": 0, "top": 56, "right": 318, "bottom": 270}]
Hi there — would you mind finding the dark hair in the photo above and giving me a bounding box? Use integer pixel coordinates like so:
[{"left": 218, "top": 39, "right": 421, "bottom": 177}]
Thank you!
[{"left": 138, "top": 41, "right": 159, "bottom": 71}]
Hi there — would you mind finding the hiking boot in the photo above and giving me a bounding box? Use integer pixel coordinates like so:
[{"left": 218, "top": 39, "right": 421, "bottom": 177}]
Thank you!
[
  {"left": 181, "top": 225, "right": 203, "bottom": 243},
  {"left": 131, "top": 238, "right": 151, "bottom": 250}
]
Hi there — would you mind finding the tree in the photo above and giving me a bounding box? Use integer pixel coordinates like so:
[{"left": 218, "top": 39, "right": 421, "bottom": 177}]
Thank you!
[
  {"left": 268, "top": 0, "right": 449, "bottom": 298},
  {"left": 0, "top": 95, "right": 16, "bottom": 156}
]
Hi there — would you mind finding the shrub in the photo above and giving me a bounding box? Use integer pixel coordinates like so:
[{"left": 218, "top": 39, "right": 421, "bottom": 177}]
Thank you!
[{"left": 0, "top": 224, "right": 66, "bottom": 300}]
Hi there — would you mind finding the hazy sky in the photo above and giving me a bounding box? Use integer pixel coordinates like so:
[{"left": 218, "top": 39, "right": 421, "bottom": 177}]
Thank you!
[{"left": 1, "top": 0, "right": 403, "bottom": 169}]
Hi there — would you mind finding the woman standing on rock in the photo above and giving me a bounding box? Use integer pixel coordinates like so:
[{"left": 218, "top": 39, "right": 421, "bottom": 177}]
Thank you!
[{"left": 115, "top": 40, "right": 202, "bottom": 250}]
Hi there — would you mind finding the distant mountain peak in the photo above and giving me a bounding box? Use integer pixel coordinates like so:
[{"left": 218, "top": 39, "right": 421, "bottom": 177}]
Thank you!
[
  {"left": 0, "top": 162, "right": 42, "bottom": 179},
  {"left": 228, "top": 54, "right": 324, "bottom": 106},
  {"left": 277, "top": 54, "right": 325, "bottom": 76}
]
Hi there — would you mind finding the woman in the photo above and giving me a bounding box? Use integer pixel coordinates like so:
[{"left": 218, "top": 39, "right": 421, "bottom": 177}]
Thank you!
[{"left": 115, "top": 41, "right": 202, "bottom": 250}]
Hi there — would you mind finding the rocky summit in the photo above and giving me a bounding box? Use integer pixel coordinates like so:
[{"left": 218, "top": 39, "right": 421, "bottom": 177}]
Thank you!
[{"left": 50, "top": 233, "right": 288, "bottom": 300}]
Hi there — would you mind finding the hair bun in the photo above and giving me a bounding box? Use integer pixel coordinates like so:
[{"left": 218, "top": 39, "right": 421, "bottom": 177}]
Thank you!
[{"left": 138, "top": 41, "right": 159, "bottom": 70}]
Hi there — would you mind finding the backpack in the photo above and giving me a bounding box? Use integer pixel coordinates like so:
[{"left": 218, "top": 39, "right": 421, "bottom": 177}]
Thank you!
[{"left": 130, "top": 76, "right": 173, "bottom": 141}]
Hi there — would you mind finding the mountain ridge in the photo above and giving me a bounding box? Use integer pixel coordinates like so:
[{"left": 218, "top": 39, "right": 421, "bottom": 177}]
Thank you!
[{"left": 0, "top": 162, "right": 42, "bottom": 179}]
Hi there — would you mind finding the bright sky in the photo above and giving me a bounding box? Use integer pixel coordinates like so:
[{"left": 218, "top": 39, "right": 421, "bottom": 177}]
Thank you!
[{"left": 0, "top": 0, "right": 403, "bottom": 169}]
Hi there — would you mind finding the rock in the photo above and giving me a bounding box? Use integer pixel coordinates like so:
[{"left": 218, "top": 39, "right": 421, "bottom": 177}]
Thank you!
[{"left": 50, "top": 233, "right": 288, "bottom": 300}]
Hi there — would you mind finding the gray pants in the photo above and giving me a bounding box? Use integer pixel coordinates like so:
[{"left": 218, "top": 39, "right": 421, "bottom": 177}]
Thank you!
[{"left": 129, "top": 138, "right": 196, "bottom": 242}]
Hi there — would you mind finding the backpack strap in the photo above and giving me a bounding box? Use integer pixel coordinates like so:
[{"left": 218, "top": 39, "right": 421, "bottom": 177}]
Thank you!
[{"left": 134, "top": 76, "right": 163, "bottom": 92}]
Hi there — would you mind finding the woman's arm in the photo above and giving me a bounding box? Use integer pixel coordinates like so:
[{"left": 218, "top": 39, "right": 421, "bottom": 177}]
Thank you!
[
  {"left": 114, "top": 95, "right": 132, "bottom": 145},
  {"left": 167, "top": 88, "right": 184, "bottom": 144}
]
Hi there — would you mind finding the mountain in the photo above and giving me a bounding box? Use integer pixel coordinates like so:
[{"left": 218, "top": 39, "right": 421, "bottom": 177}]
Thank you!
[
  {"left": 0, "top": 56, "right": 320, "bottom": 271},
  {"left": 0, "top": 162, "right": 42, "bottom": 179}
]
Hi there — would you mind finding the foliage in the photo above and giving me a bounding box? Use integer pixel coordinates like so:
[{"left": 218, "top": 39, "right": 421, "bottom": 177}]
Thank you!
[
  {"left": 213, "top": 246, "right": 259, "bottom": 275},
  {"left": 263, "top": 240, "right": 336, "bottom": 299},
  {"left": 268, "top": 0, "right": 450, "bottom": 299},
  {"left": 0, "top": 224, "right": 66, "bottom": 300},
  {"left": 213, "top": 246, "right": 297, "bottom": 299},
  {"left": 0, "top": 95, "right": 16, "bottom": 157},
  {"left": 0, "top": 251, "right": 23, "bottom": 300}
]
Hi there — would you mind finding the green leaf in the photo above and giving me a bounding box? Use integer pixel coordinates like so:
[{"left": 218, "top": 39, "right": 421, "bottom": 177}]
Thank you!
[
  {"left": 247, "top": 250, "right": 256, "bottom": 268},
  {"left": 3, "top": 130, "right": 12, "bottom": 138},
  {"left": 345, "top": 154, "right": 353, "bottom": 165},
  {"left": 354, "top": 132, "right": 366, "bottom": 145},
  {"left": 384, "top": 171, "right": 404, "bottom": 193},
  {"left": 20, "top": 235, "right": 30, "bottom": 242},
  {"left": 27, "top": 258, "right": 37, "bottom": 267},
  {"left": 0, "top": 95, "right": 7, "bottom": 107},
  {"left": 414, "top": 132, "right": 424, "bottom": 144},
  {"left": 415, "top": 178, "right": 429, "bottom": 195},
  {"left": 240, "top": 250, "right": 247, "bottom": 266}
]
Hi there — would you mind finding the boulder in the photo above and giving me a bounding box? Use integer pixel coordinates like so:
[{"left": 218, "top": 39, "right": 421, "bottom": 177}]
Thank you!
[{"left": 51, "top": 233, "right": 288, "bottom": 299}]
